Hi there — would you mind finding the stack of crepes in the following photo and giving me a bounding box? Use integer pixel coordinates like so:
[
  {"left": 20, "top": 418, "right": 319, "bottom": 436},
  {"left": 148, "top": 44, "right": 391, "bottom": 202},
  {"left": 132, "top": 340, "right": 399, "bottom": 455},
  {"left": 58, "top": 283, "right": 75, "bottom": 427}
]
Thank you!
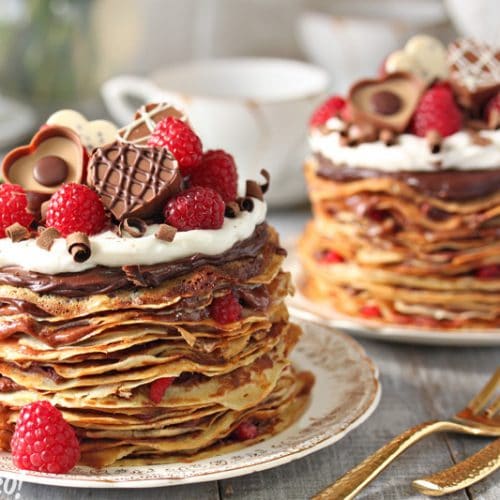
[
  {"left": 0, "top": 103, "right": 313, "bottom": 468},
  {"left": 300, "top": 35, "right": 500, "bottom": 330}
]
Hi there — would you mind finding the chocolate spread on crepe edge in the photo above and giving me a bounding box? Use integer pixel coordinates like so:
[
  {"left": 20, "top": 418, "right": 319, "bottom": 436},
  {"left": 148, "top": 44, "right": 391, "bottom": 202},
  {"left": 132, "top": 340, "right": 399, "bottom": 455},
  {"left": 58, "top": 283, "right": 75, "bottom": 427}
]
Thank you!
[
  {"left": 315, "top": 154, "right": 500, "bottom": 201},
  {"left": 0, "top": 223, "right": 271, "bottom": 297}
]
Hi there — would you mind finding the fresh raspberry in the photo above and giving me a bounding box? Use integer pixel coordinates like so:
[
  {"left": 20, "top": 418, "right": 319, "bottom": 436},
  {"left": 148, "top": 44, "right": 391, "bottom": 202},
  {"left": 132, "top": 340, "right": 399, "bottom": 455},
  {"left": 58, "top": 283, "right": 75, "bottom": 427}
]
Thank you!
[
  {"left": 190, "top": 150, "right": 238, "bottom": 202},
  {"left": 45, "top": 183, "right": 106, "bottom": 237},
  {"left": 147, "top": 117, "right": 202, "bottom": 176},
  {"left": 0, "top": 184, "right": 34, "bottom": 238},
  {"left": 318, "top": 250, "right": 344, "bottom": 264},
  {"left": 210, "top": 292, "right": 242, "bottom": 324},
  {"left": 232, "top": 421, "right": 258, "bottom": 441},
  {"left": 484, "top": 93, "right": 500, "bottom": 125},
  {"left": 360, "top": 305, "right": 382, "bottom": 319},
  {"left": 475, "top": 265, "right": 500, "bottom": 279},
  {"left": 309, "top": 96, "right": 346, "bottom": 127},
  {"left": 411, "top": 84, "right": 462, "bottom": 137},
  {"left": 11, "top": 401, "right": 80, "bottom": 473},
  {"left": 164, "top": 186, "right": 224, "bottom": 231},
  {"left": 149, "top": 377, "right": 175, "bottom": 404}
]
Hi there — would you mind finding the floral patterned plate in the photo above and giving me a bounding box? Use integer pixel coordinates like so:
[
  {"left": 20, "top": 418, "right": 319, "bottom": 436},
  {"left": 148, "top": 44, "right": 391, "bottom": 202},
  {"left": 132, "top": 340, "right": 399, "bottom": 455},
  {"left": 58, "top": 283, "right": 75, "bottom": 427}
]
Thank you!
[{"left": 0, "top": 320, "right": 380, "bottom": 488}]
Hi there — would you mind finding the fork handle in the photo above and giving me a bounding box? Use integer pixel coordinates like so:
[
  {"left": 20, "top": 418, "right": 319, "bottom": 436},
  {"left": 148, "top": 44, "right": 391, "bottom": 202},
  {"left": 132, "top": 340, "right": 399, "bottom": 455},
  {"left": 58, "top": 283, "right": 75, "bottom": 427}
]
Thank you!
[
  {"left": 313, "top": 420, "right": 452, "bottom": 500},
  {"left": 412, "top": 438, "right": 500, "bottom": 496}
]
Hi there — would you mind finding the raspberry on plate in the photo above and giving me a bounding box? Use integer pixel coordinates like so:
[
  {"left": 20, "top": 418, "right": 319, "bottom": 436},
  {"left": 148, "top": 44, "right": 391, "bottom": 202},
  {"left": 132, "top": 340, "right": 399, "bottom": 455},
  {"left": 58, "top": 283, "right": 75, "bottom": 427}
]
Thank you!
[
  {"left": 45, "top": 183, "right": 107, "bottom": 237},
  {"left": 410, "top": 83, "right": 462, "bottom": 137},
  {"left": 0, "top": 184, "right": 34, "bottom": 238},
  {"left": 149, "top": 377, "right": 175, "bottom": 404},
  {"left": 11, "top": 401, "right": 80, "bottom": 474},
  {"left": 309, "top": 96, "right": 346, "bottom": 127},
  {"left": 148, "top": 117, "right": 202, "bottom": 176},
  {"left": 164, "top": 186, "right": 225, "bottom": 231},
  {"left": 190, "top": 150, "right": 238, "bottom": 202},
  {"left": 210, "top": 292, "right": 242, "bottom": 324}
]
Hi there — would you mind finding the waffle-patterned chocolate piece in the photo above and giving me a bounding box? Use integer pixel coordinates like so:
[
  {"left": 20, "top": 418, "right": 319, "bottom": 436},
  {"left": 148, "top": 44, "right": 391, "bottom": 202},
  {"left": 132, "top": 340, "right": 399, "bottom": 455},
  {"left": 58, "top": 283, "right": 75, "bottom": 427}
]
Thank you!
[
  {"left": 118, "top": 103, "right": 186, "bottom": 146},
  {"left": 87, "top": 141, "right": 181, "bottom": 221},
  {"left": 448, "top": 38, "right": 500, "bottom": 110}
]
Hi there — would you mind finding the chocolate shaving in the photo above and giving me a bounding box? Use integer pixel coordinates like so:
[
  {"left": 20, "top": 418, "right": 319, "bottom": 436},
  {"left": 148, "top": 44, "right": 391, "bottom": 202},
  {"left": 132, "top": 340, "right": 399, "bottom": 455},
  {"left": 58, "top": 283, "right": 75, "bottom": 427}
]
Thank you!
[
  {"left": 469, "top": 131, "right": 493, "bottom": 146},
  {"left": 379, "top": 129, "right": 396, "bottom": 146},
  {"left": 488, "top": 109, "right": 500, "bottom": 130},
  {"left": 426, "top": 130, "right": 442, "bottom": 154},
  {"left": 224, "top": 201, "right": 241, "bottom": 218},
  {"left": 36, "top": 227, "right": 60, "bottom": 251},
  {"left": 245, "top": 180, "right": 264, "bottom": 201},
  {"left": 239, "top": 197, "right": 254, "bottom": 212},
  {"left": 66, "top": 232, "right": 91, "bottom": 263},
  {"left": 259, "top": 169, "right": 271, "bottom": 193},
  {"left": 154, "top": 224, "right": 177, "bottom": 242},
  {"left": 119, "top": 217, "right": 147, "bottom": 238},
  {"left": 6, "top": 223, "right": 30, "bottom": 242}
]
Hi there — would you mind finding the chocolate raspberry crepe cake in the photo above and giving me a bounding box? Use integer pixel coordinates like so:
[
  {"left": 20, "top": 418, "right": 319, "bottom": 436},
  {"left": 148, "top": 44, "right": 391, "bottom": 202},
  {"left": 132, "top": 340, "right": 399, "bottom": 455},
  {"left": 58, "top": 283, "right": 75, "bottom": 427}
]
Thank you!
[
  {"left": 300, "top": 35, "right": 500, "bottom": 330},
  {"left": 0, "top": 103, "right": 313, "bottom": 470}
]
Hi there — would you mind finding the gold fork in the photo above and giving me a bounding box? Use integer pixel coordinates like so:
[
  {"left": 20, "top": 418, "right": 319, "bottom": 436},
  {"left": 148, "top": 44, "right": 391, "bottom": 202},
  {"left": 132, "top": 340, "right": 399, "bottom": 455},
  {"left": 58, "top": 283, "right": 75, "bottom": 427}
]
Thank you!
[{"left": 313, "top": 367, "right": 500, "bottom": 500}]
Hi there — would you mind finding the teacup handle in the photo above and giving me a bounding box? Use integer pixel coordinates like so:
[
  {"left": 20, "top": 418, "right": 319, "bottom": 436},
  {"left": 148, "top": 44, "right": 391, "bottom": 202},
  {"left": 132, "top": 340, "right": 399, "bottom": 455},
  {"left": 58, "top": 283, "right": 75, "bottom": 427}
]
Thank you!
[{"left": 101, "top": 76, "right": 165, "bottom": 125}]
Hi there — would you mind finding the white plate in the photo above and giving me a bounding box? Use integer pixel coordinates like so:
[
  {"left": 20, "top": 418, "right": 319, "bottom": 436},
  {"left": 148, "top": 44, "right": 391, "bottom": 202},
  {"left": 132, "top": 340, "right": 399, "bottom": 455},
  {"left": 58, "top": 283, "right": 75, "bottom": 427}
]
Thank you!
[
  {"left": 0, "top": 320, "right": 380, "bottom": 488},
  {"left": 286, "top": 248, "right": 500, "bottom": 346}
]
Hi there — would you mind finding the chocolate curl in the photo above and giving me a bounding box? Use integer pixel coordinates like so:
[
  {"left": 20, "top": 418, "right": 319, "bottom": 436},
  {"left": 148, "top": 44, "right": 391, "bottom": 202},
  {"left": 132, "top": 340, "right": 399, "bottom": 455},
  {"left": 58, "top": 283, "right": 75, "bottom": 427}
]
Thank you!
[
  {"left": 224, "top": 201, "right": 241, "bottom": 219},
  {"left": 426, "top": 130, "right": 442, "bottom": 154},
  {"left": 119, "top": 217, "right": 147, "bottom": 238},
  {"left": 379, "top": 129, "right": 396, "bottom": 146},
  {"left": 259, "top": 169, "right": 271, "bottom": 194},
  {"left": 245, "top": 180, "right": 264, "bottom": 201},
  {"left": 36, "top": 227, "right": 60, "bottom": 251},
  {"left": 238, "top": 197, "right": 254, "bottom": 212},
  {"left": 155, "top": 224, "right": 177, "bottom": 242},
  {"left": 488, "top": 109, "right": 500, "bottom": 130},
  {"left": 66, "top": 232, "right": 91, "bottom": 263},
  {"left": 6, "top": 223, "right": 30, "bottom": 242}
]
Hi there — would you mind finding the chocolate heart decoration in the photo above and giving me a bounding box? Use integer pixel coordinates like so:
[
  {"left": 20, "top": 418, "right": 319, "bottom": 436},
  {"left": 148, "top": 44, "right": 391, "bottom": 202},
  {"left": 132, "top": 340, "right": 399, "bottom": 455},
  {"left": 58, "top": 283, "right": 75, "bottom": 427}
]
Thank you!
[
  {"left": 88, "top": 141, "right": 182, "bottom": 221},
  {"left": 47, "top": 109, "right": 118, "bottom": 150},
  {"left": 448, "top": 38, "right": 500, "bottom": 110},
  {"left": 118, "top": 102, "right": 186, "bottom": 146},
  {"left": 348, "top": 72, "right": 425, "bottom": 133},
  {"left": 1, "top": 126, "right": 86, "bottom": 211}
]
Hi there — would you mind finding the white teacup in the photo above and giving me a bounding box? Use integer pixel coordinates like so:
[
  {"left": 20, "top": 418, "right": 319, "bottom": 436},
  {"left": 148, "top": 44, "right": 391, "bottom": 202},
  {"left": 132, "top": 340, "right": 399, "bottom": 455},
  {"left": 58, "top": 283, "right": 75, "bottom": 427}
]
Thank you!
[{"left": 102, "top": 58, "right": 329, "bottom": 207}]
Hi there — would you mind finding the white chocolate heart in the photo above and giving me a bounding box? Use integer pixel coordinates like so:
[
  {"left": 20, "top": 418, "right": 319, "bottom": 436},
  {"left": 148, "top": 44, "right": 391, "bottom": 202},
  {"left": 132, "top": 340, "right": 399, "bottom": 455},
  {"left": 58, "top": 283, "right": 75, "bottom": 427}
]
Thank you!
[
  {"left": 385, "top": 34, "right": 448, "bottom": 84},
  {"left": 47, "top": 109, "right": 118, "bottom": 150}
]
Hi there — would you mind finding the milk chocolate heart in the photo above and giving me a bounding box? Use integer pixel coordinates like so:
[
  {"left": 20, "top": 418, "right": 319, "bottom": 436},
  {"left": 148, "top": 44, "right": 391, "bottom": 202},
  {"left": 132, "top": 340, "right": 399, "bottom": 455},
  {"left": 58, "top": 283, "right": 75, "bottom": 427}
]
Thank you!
[
  {"left": 448, "top": 38, "right": 500, "bottom": 111},
  {"left": 348, "top": 72, "right": 425, "bottom": 132},
  {"left": 87, "top": 141, "right": 182, "bottom": 221},
  {"left": 118, "top": 102, "right": 186, "bottom": 146},
  {"left": 47, "top": 109, "right": 118, "bottom": 150},
  {"left": 1, "top": 126, "right": 86, "bottom": 211}
]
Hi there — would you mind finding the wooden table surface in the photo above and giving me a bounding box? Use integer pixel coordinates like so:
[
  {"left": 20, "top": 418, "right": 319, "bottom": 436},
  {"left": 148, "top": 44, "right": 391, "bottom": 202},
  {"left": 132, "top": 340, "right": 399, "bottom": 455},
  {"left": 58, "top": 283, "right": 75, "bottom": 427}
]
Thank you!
[{"left": 1, "top": 210, "right": 498, "bottom": 500}]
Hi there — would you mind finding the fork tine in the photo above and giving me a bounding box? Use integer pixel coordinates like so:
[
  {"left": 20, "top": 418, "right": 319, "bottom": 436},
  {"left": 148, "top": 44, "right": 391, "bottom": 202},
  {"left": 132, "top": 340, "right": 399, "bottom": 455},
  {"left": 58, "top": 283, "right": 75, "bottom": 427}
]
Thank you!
[
  {"left": 467, "top": 368, "right": 500, "bottom": 415},
  {"left": 484, "top": 395, "right": 500, "bottom": 418}
]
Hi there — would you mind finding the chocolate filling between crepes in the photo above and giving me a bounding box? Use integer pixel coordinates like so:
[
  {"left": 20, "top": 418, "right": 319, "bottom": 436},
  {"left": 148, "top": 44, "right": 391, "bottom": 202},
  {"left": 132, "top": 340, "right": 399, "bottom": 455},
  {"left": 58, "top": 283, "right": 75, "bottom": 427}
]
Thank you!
[
  {"left": 0, "top": 223, "right": 272, "bottom": 297},
  {"left": 315, "top": 153, "right": 500, "bottom": 201}
]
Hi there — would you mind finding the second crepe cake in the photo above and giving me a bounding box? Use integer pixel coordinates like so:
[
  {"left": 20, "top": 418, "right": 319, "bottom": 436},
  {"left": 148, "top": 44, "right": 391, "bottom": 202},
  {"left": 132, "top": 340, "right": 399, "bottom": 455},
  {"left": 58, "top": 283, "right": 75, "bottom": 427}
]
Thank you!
[
  {"left": 300, "top": 35, "right": 500, "bottom": 330},
  {"left": 0, "top": 104, "right": 313, "bottom": 471}
]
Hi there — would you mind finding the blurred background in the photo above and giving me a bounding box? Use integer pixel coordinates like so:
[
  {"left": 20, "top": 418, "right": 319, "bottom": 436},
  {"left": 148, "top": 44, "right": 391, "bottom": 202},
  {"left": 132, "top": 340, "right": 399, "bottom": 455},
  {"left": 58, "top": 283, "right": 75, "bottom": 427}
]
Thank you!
[{"left": 0, "top": 0, "right": 497, "bottom": 205}]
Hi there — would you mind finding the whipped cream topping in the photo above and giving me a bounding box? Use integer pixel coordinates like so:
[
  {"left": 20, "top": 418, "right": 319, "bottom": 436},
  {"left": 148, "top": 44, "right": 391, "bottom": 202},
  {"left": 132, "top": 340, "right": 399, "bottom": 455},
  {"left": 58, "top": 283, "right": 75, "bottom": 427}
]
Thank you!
[
  {"left": 310, "top": 118, "right": 500, "bottom": 172},
  {"left": 0, "top": 199, "right": 267, "bottom": 275}
]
